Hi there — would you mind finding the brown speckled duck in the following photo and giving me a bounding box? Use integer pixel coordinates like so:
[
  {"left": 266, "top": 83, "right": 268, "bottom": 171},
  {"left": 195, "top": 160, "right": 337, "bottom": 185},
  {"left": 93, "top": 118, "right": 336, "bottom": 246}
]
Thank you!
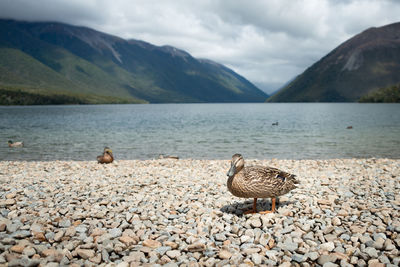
[
  {"left": 97, "top": 147, "right": 114, "bottom": 164},
  {"left": 8, "top": 140, "right": 24, "bottom": 148},
  {"left": 227, "top": 153, "right": 299, "bottom": 214}
]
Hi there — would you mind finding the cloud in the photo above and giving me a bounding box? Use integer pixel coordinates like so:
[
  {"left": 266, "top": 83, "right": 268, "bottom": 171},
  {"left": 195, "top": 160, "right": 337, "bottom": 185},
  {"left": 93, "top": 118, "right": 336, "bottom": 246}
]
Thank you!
[{"left": 1, "top": 0, "right": 400, "bottom": 93}]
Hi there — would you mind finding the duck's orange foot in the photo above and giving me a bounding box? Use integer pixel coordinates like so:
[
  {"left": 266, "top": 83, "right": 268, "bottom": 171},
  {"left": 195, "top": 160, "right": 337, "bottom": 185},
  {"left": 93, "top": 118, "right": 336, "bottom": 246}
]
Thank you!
[
  {"left": 243, "top": 209, "right": 257, "bottom": 214},
  {"left": 259, "top": 210, "right": 273, "bottom": 214},
  {"left": 258, "top": 197, "right": 277, "bottom": 214}
]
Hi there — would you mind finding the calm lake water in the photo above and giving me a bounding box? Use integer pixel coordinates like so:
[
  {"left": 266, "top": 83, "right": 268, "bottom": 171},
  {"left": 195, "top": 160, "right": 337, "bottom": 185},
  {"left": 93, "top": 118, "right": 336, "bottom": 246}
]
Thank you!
[{"left": 1, "top": 103, "right": 399, "bottom": 161}]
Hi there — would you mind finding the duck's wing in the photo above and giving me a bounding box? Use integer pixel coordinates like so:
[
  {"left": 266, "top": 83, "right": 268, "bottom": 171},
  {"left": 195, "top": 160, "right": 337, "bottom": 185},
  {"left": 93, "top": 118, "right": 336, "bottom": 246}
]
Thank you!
[
  {"left": 244, "top": 166, "right": 298, "bottom": 196},
  {"left": 244, "top": 166, "right": 295, "bottom": 182}
]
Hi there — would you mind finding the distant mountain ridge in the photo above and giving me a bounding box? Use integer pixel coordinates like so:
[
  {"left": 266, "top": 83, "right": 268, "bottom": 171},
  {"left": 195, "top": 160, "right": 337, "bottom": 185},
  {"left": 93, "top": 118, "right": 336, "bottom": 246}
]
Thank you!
[
  {"left": 268, "top": 22, "right": 400, "bottom": 102},
  {"left": 0, "top": 19, "right": 267, "bottom": 104}
]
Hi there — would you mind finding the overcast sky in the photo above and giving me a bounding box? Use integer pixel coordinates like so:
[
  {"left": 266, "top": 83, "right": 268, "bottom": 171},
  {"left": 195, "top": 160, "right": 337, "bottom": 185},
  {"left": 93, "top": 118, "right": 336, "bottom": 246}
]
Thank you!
[{"left": 1, "top": 0, "right": 400, "bottom": 93}]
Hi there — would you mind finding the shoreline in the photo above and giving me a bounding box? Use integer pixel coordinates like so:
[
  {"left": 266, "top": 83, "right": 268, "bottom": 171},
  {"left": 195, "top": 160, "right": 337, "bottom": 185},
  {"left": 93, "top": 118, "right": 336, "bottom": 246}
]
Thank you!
[
  {"left": 1, "top": 156, "right": 400, "bottom": 162},
  {"left": 1, "top": 159, "right": 399, "bottom": 265}
]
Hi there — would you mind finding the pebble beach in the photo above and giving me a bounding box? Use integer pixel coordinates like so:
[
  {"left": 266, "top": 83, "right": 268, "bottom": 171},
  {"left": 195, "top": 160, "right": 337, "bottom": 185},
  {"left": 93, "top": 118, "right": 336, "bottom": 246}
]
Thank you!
[{"left": 0, "top": 158, "right": 399, "bottom": 266}]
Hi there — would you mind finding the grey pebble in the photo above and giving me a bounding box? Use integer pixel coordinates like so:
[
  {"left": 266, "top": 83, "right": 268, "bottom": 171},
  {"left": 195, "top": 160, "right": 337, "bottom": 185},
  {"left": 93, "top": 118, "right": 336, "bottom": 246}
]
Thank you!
[
  {"left": 292, "top": 253, "right": 307, "bottom": 263},
  {"left": 45, "top": 232, "right": 55, "bottom": 241},
  {"left": 306, "top": 251, "right": 319, "bottom": 261},
  {"left": 215, "top": 233, "right": 227, "bottom": 241},
  {"left": 75, "top": 225, "right": 87, "bottom": 233},
  {"left": 155, "top": 246, "right": 172, "bottom": 255},
  {"left": 318, "top": 254, "right": 338, "bottom": 265},
  {"left": 340, "top": 233, "right": 350, "bottom": 241},
  {"left": 11, "top": 230, "right": 31, "bottom": 239},
  {"left": 364, "top": 247, "right": 379, "bottom": 258},
  {"left": 59, "top": 220, "right": 71, "bottom": 228},
  {"left": 109, "top": 228, "right": 122, "bottom": 238},
  {"left": 251, "top": 253, "right": 262, "bottom": 265},
  {"left": 102, "top": 249, "right": 110, "bottom": 263}
]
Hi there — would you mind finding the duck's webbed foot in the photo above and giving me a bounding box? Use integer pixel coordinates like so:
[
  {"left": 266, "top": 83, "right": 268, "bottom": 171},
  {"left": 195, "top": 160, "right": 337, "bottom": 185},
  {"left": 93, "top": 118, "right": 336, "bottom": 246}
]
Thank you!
[
  {"left": 259, "top": 210, "right": 273, "bottom": 214},
  {"left": 259, "top": 197, "right": 276, "bottom": 214}
]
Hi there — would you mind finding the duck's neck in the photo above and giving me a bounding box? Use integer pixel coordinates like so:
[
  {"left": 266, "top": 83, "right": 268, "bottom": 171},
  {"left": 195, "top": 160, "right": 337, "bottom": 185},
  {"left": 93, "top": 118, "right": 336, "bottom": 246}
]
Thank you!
[
  {"left": 227, "top": 166, "right": 245, "bottom": 191},
  {"left": 227, "top": 175, "right": 234, "bottom": 192}
]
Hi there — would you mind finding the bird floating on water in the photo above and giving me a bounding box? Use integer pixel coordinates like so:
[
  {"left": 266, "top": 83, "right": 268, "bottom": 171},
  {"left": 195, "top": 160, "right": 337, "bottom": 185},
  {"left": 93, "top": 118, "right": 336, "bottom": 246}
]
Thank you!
[
  {"left": 97, "top": 147, "right": 114, "bottom": 164},
  {"left": 347, "top": 126, "right": 353, "bottom": 129},
  {"left": 272, "top": 122, "right": 279, "bottom": 126},
  {"left": 226, "top": 153, "right": 299, "bottom": 214},
  {"left": 8, "top": 140, "right": 24, "bottom": 148}
]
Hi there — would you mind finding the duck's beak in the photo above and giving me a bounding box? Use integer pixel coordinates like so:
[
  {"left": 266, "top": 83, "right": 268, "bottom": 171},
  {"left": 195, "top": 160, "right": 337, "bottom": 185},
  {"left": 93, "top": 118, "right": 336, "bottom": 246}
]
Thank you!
[{"left": 227, "top": 164, "right": 236, "bottom": 177}]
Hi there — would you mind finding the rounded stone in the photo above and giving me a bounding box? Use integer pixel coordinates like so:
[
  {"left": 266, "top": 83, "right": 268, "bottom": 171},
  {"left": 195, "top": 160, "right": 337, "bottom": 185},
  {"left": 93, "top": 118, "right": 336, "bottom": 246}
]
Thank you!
[
  {"left": 218, "top": 249, "right": 231, "bottom": 260},
  {"left": 320, "top": 242, "right": 335, "bottom": 252},
  {"left": 332, "top": 217, "right": 341, "bottom": 226}
]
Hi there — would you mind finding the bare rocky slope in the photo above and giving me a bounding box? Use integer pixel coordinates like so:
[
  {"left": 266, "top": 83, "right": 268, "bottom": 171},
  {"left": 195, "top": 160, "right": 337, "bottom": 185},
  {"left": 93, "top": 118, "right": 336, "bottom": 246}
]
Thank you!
[{"left": 269, "top": 22, "right": 400, "bottom": 102}]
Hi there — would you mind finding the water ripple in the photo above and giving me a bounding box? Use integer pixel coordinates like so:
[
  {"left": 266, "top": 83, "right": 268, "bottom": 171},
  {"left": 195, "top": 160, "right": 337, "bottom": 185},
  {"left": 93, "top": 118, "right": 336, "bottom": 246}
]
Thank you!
[{"left": 0, "top": 103, "right": 400, "bottom": 160}]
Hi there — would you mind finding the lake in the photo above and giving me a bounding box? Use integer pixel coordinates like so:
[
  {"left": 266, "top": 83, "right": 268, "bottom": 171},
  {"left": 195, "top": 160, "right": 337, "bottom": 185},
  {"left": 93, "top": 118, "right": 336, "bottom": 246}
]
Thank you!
[{"left": 1, "top": 103, "right": 399, "bottom": 161}]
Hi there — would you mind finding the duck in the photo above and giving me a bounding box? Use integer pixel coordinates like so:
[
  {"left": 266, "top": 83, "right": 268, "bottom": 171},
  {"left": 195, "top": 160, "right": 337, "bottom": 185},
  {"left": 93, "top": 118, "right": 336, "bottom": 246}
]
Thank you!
[
  {"left": 97, "top": 147, "right": 114, "bottom": 164},
  {"left": 226, "top": 153, "right": 298, "bottom": 214},
  {"left": 272, "top": 121, "right": 279, "bottom": 126},
  {"left": 8, "top": 140, "right": 24, "bottom": 148}
]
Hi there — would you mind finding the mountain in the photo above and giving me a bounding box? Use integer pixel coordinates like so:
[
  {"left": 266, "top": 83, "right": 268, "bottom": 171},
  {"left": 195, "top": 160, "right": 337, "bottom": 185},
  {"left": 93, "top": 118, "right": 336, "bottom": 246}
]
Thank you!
[
  {"left": 0, "top": 19, "right": 267, "bottom": 104},
  {"left": 268, "top": 22, "right": 400, "bottom": 102}
]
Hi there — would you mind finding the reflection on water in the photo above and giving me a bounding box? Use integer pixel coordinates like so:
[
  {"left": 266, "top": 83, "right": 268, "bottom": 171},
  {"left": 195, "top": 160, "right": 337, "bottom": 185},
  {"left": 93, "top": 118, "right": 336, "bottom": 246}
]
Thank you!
[{"left": 1, "top": 103, "right": 400, "bottom": 161}]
